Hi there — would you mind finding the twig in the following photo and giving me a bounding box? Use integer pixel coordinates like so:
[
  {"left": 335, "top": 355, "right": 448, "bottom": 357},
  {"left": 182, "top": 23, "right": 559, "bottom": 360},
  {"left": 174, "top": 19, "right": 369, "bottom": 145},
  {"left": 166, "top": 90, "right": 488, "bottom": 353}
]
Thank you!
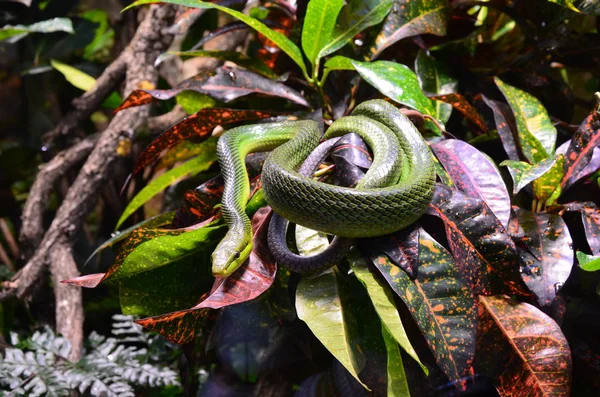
[
  {"left": 0, "top": 242, "right": 13, "bottom": 272},
  {"left": 0, "top": 219, "right": 19, "bottom": 260}
]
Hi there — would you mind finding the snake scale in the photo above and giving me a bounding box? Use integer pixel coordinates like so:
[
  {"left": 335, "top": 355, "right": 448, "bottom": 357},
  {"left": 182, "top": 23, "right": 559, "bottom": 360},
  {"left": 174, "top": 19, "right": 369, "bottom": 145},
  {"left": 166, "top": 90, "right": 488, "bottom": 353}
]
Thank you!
[{"left": 212, "top": 99, "right": 435, "bottom": 277}]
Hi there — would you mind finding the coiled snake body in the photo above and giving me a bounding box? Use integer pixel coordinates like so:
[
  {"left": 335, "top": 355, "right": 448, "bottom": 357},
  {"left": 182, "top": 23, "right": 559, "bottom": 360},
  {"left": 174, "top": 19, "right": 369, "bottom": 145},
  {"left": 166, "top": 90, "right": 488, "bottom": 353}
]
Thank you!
[{"left": 212, "top": 100, "right": 435, "bottom": 277}]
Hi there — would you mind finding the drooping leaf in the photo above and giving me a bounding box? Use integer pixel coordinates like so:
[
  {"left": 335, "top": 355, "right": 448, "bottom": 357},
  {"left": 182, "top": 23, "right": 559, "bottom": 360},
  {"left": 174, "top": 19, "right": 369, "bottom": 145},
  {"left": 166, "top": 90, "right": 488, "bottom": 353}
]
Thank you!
[
  {"left": 351, "top": 59, "right": 435, "bottom": 115},
  {"left": 381, "top": 325, "right": 411, "bottom": 397},
  {"left": 348, "top": 250, "right": 427, "bottom": 374},
  {"left": 296, "top": 269, "right": 368, "bottom": 389},
  {"left": 501, "top": 157, "right": 557, "bottom": 195},
  {"left": 160, "top": 50, "right": 279, "bottom": 79},
  {"left": 323, "top": 55, "right": 356, "bottom": 72},
  {"left": 556, "top": 141, "right": 600, "bottom": 191},
  {"left": 415, "top": 51, "right": 456, "bottom": 123},
  {"left": 533, "top": 154, "right": 564, "bottom": 205},
  {"left": 136, "top": 309, "right": 210, "bottom": 345},
  {"left": 432, "top": 139, "right": 510, "bottom": 228},
  {"left": 133, "top": 108, "right": 277, "bottom": 175},
  {"left": 116, "top": 138, "right": 218, "bottom": 229},
  {"left": 430, "top": 93, "right": 489, "bottom": 133},
  {"left": 0, "top": 17, "right": 74, "bottom": 42},
  {"left": 370, "top": 228, "right": 477, "bottom": 383},
  {"left": 427, "top": 183, "right": 530, "bottom": 296},
  {"left": 191, "top": 207, "right": 276, "bottom": 310},
  {"left": 175, "top": 91, "right": 216, "bottom": 114},
  {"left": 475, "top": 295, "right": 572, "bottom": 397},
  {"left": 548, "top": 0, "right": 579, "bottom": 11},
  {"left": 116, "top": 66, "right": 309, "bottom": 112},
  {"left": 124, "top": 0, "right": 308, "bottom": 76},
  {"left": 319, "top": 0, "right": 394, "bottom": 59},
  {"left": 369, "top": 0, "right": 449, "bottom": 59},
  {"left": 495, "top": 77, "right": 557, "bottom": 163},
  {"left": 61, "top": 273, "right": 105, "bottom": 288},
  {"left": 576, "top": 251, "right": 600, "bottom": 271},
  {"left": 510, "top": 209, "right": 574, "bottom": 307},
  {"left": 560, "top": 99, "right": 600, "bottom": 190},
  {"left": 301, "top": 0, "right": 344, "bottom": 69},
  {"left": 480, "top": 95, "right": 520, "bottom": 161},
  {"left": 330, "top": 133, "right": 372, "bottom": 188},
  {"left": 564, "top": 202, "right": 600, "bottom": 256},
  {"left": 362, "top": 226, "right": 420, "bottom": 280}
]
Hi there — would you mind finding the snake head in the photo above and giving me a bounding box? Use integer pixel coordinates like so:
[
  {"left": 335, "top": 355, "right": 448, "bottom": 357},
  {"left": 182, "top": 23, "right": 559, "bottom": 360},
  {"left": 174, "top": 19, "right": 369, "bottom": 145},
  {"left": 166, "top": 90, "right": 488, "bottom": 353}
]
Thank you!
[{"left": 211, "top": 232, "right": 253, "bottom": 277}]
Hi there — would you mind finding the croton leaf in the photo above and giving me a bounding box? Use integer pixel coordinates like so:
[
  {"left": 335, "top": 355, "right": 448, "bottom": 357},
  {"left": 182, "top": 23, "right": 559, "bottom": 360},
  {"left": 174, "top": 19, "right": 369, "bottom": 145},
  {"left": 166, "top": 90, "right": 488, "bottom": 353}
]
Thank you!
[
  {"left": 296, "top": 268, "right": 368, "bottom": 390},
  {"left": 480, "top": 95, "right": 520, "bottom": 161},
  {"left": 501, "top": 156, "right": 557, "bottom": 195},
  {"left": 430, "top": 93, "right": 489, "bottom": 134},
  {"left": 61, "top": 273, "right": 105, "bottom": 288},
  {"left": 362, "top": 226, "right": 420, "bottom": 280},
  {"left": 415, "top": 50, "right": 456, "bottom": 123},
  {"left": 432, "top": 139, "right": 511, "bottom": 228},
  {"left": 133, "top": 108, "right": 277, "bottom": 175},
  {"left": 369, "top": 0, "right": 449, "bottom": 59},
  {"left": 560, "top": 99, "right": 600, "bottom": 190},
  {"left": 351, "top": 59, "right": 435, "bottom": 115},
  {"left": 510, "top": 208, "right": 573, "bottom": 307},
  {"left": 116, "top": 138, "right": 218, "bottom": 229},
  {"left": 576, "top": 251, "right": 600, "bottom": 271},
  {"left": 381, "top": 325, "right": 411, "bottom": 396},
  {"left": 427, "top": 183, "right": 530, "bottom": 296},
  {"left": 556, "top": 141, "right": 600, "bottom": 192},
  {"left": 532, "top": 154, "right": 564, "bottom": 205},
  {"left": 330, "top": 133, "right": 372, "bottom": 188},
  {"left": 136, "top": 309, "right": 210, "bottom": 345},
  {"left": 116, "top": 66, "right": 309, "bottom": 113},
  {"left": 564, "top": 202, "right": 600, "bottom": 255},
  {"left": 495, "top": 77, "right": 557, "bottom": 164},
  {"left": 349, "top": 250, "right": 427, "bottom": 374},
  {"left": 301, "top": 0, "right": 344, "bottom": 68},
  {"left": 548, "top": 0, "right": 579, "bottom": 11},
  {"left": 370, "top": 228, "right": 476, "bottom": 383},
  {"left": 475, "top": 295, "right": 572, "bottom": 396},
  {"left": 124, "top": 0, "right": 308, "bottom": 76}
]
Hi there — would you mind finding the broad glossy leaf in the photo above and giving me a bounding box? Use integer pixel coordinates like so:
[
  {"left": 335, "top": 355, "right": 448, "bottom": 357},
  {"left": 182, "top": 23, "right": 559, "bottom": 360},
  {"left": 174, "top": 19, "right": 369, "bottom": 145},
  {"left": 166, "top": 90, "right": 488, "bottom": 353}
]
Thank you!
[
  {"left": 302, "top": 0, "right": 344, "bottom": 68},
  {"left": 136, "top": 309, "right": 210, "bottom": 345},
  {"left": 349, "top": 250, "right": 427, "bottom": 373},
  {"left": 427, "top": 184, "right": 530, "bottom": 296},
  {"left": 564, "top": 202, "right": 600, "bottom": 255},
  {"left": 475, "top": 295, "right": 572, "bottom": 397},
  {"left": 133, "top": 108, "right": 277, "bottom": 175},
  {"left": 480, "top": 95, "right": 520, "bottom": 161},
  {"left": 160, "top": 50, "right": 278, "bottom": 79},
  {"left": 501, "top": 157, "right": 557, "bottom": 195},
  {"left": 495, "top": 77, "right": 556, "bottom": 163},
  {"left": 510, "top": 209, "right": 573, "bottom": 307},
  {"left": 125, "top": 0, "right": 308, "bottom": 75},
  {"left": 323, "top": 55, "right": 355, "bottom": 72},
  {"left": 576, "top": 252, "right": 600, "bottom": 271},
  {"left": 351, "top": 60, "right": 435, "bottom": 115},
  {"left": 363, "top": 226, "right": 419, "bottom": 279},
  {"left": 432, "top": 139, "right": 510, "bottom": 228},
  {"left": 116, "top": 138, "right": 218, "bottom": 229},
  {"left": 319, "top": 0, "right": 394, "bottom": 59},
  {"left": 556, "top": 141, "right": 600, "bottom": 190},
  {"left": 175, "top": 91, "right": 215, "bottom": 114},
  {"left": 330, "top": 133, "right": 372, "bottom": 188},
  {"left": 381, "top": 326, "right": 410, "bottom": 397},
  {"left": 533, "top": 154, "right": 564, "bottom": 204},
  {"left": 371, "top": 228, "right": 476, "bottom": 382},
  {"left": 415, "top": 51, "right": 456, "bottom": 123},
  {"left": 296, "top": 269, "right": 368, "bottom": 389},
  {"left": 61, "top": 273, "right": 105, "bottom": 288},
  {"left": 116, "top": 66, "right": 309, "bottom": 112},
  {"left": 430, "top": 93, "right": 489, "bottom": 133},
  {"left": 191, "top": 207, "right": 276, "bottom": 310},
  {"left": 560, "top": 100, "right": 600, "bottom": 190},
  {"left": 369, "top": 0, "right": 449, "bottom": 59},
  {"left": 0, "top": 18, "right": 73, "bottom": 42}
]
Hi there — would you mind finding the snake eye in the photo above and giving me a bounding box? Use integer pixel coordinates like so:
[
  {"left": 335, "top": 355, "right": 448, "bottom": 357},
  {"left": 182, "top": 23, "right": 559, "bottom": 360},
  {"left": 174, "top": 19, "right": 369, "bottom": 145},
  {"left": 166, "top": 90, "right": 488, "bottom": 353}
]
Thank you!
[{"left": 233, "top": 251, "right": 240, "bottom": 260}]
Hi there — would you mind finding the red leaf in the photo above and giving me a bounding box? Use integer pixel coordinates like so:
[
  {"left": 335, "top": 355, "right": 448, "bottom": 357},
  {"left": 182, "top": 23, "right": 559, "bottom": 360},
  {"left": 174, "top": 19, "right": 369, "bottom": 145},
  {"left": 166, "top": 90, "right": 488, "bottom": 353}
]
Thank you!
[
  {"left": 430, "top": 93, "right": 489, "bottom": 134},
  {"left": 565, "top": 202, "right": 600, "bottom": 256},
  {"left": 132, "top": 108, "right": 278, "bottom": 175},
  {"left": 480, "top": 94, "right": 521, "bottom": 161},
  {"left": 135, "top": 308, "right": 211, "bottom": 345},
  {"left": 61, "top": 273, "right": 105, "bottom": 288}
]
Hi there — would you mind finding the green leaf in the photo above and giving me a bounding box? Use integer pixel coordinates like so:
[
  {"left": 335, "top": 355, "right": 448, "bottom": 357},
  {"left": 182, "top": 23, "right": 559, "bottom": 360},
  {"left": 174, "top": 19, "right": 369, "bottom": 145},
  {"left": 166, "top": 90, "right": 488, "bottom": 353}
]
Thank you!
[
  {"left": 50, "top": 59, "right": 122, "bottom": 109},
  {"left": 116, "top": 137, "right": 218, "bottom": 229},
  {"left": 501, "top": 157, "right": 557, "bottom": 195},
  {"left": 296, "top": 269, "right": 368, "bottom": 390},
  {"left": 533, "top": 154, "right": 564, "bottom": 204},
  {"left": 323, "top": 55, "right": 356, "bottom": 72},
  {"left": 301, "top": 0, "right": 344, "bottom": 69},
  {"left": 495, "top": 77, "right": 557, "bottom": 163},
  {"left": 351, "top": 60, "right": 435, "bottom": 115},
  {"left": 295, "top": 225, "right": 331, "bottom": 256},
  {"left": 175, "top": 91, "right": 216, "bottom": 114},
  {"left": 548, "top": 0, "right": 579, "bottom": 12},
  {"left": 348, "top": 250, "right": 428, "bottom": 374},
  {"left": 415, "top": 50, "right": 457, "bottom": 123},
  {"left": 0, "top": 17, "right": 73, "bottom": 42},
  {"left": 319, "top": 0, "right": 394, "bottom": 59},
  {"left": 382, "top": 325, "right": 411, "bottom": 397},
  {"left": 81, "top": 9, "right": 115, "bottom": 60},
  {"left": 124, "top": 0, "right": 308, "bottom": 77},
  {"left": 577, "top": 251, "right": 600, "bottom": 271}
]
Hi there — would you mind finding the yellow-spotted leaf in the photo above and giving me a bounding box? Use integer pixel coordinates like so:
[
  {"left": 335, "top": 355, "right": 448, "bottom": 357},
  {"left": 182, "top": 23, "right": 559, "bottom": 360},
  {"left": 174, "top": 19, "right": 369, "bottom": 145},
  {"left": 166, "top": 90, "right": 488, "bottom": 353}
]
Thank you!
[{"left": 533, "top": 154, "right": 564, "bottom": 205}]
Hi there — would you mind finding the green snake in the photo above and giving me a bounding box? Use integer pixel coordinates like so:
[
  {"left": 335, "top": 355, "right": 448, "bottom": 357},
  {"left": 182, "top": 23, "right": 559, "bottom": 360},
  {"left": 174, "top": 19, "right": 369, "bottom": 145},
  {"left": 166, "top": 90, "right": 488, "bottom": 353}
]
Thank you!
[{"left": 212, "top": 99, "right": 435, "bottom": 277}]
